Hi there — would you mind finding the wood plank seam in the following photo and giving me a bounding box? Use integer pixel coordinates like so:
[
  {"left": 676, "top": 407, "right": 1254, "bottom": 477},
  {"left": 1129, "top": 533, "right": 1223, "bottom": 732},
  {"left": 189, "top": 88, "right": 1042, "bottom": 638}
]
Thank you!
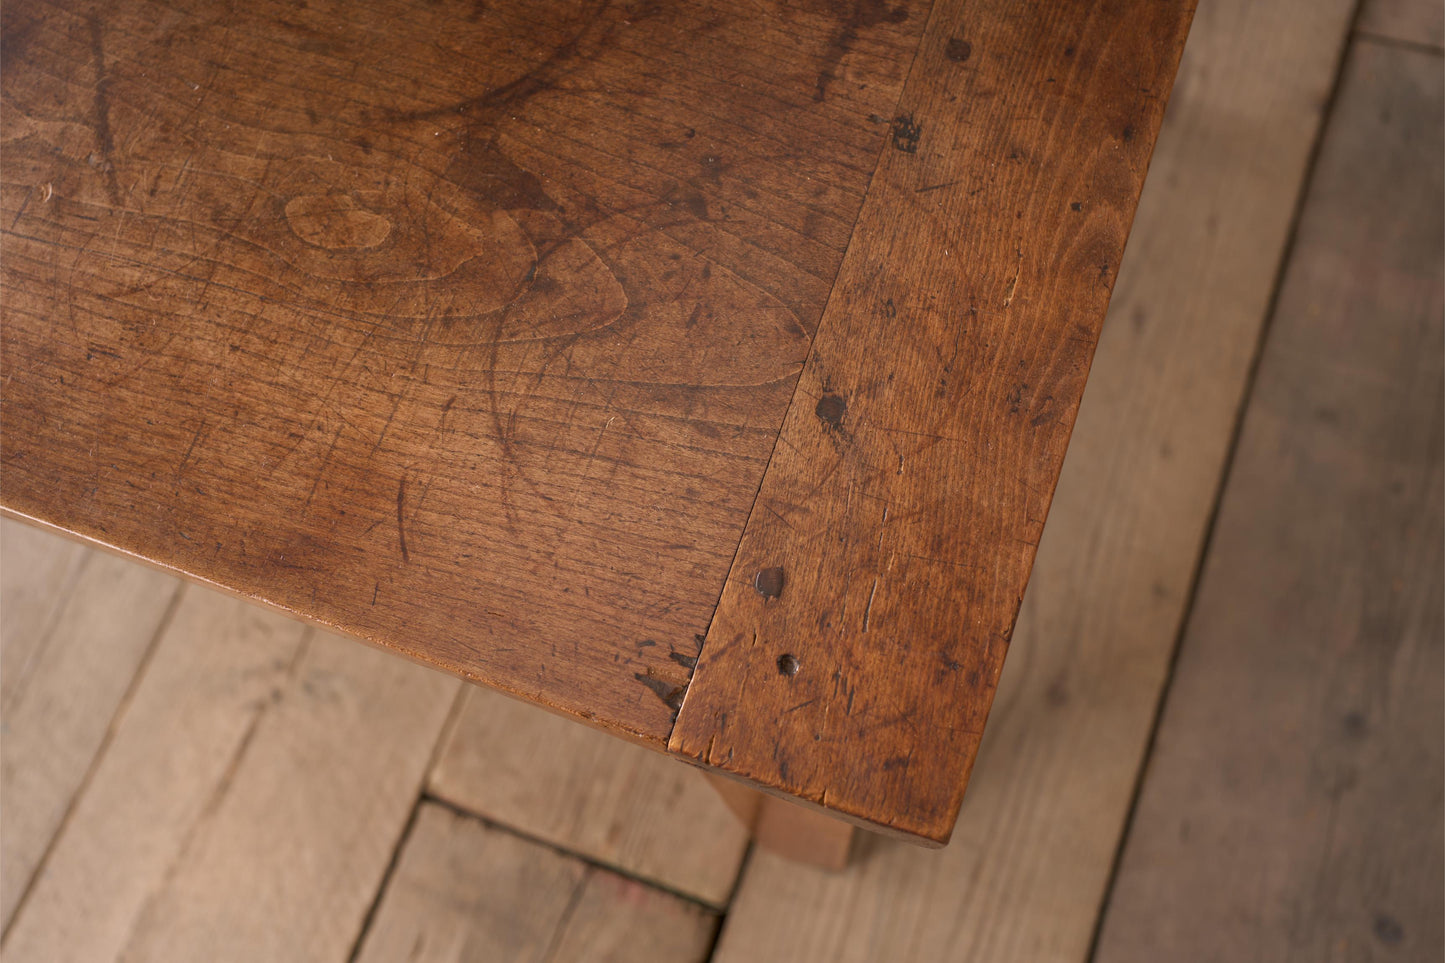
[
  {"left": 342, "top": 683, "right": 471, "bottom": 963},
  {"left": 411, "top": 793, "right": 735, "bottom": 914},
  {"left": 670, "top": 0, "right": 1196, "bottom": 843},
  {"left": 668, "top": 0, "right": 942, "bottom": 719},
  {"left": 0, "top": 580, "right": 186, "bottom": 946}
]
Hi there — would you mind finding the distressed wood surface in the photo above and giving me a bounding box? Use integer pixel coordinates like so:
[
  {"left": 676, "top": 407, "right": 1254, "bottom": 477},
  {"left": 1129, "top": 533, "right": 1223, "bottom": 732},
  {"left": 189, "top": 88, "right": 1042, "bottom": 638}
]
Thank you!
[
  {"left": 353, "top": 802, "right": 719, "bottom": 963},
  {"left": 671, "top": 0, "right": 1195, "bottom": 842},
  {"left": 1096, "top": 38, "right": 1444, "bottom": 963},
  {"left": 0, "top": 582, "right": 458, "bottom": 963},
  {"left": 2, "top": 0, "right": 1191, "bottom": 840},
  {"left": 709, "top": 0, "right": 1359, "bottom": 956},
  {"left": 0, "top": 0, "right": 923, "bottom": 747},
  {"left": 428, "top": 684, "right": 748, "bottom": 906},
  {"left": 0, "top": 540, "right": 179, "bottom": 931}
]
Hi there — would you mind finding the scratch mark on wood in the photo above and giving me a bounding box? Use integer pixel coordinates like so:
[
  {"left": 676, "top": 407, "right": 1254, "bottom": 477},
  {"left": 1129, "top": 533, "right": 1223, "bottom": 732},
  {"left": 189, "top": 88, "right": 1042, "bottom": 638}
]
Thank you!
[
  {"left": 87, "top": 16, "right": 122, "bottom": 205},
  {"left": 1002, "top": 245, "right": 1023, "bottom": 307},
  {"left": 396, "top": 476, "right": 410, "bottom": 563}
]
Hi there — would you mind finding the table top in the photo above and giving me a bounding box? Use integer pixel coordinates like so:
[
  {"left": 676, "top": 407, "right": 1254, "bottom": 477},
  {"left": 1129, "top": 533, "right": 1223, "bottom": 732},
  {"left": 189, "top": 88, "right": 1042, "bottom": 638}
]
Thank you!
[{"left": 1, "top": 0, "right": 1193, "bottom": 843}]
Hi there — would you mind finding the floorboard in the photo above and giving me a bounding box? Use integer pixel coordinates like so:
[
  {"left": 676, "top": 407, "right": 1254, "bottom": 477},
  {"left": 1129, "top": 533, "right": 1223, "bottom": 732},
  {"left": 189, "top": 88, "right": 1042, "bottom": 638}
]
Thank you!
[
  {"left": 0, "top": 583, "right": 457, "bottom": 963},
  {"left": 429, "top": 686, "right": 750, "bottom": 908},
  {"left": 0, "top": 528, "right": 180, "bottom": 932},
  {"left": 353, "top": 802, "right": 719, "bottom": 963},
  {"left": 1094, "top": 36, "right": 1444, "bottom": 963}
]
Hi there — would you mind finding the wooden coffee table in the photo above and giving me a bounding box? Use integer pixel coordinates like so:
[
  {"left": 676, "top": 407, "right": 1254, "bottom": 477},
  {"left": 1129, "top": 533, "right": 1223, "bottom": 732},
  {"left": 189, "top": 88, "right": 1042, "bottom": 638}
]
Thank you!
[{"left": 1, "top": 0, "right": 1193, "bottom": 864}]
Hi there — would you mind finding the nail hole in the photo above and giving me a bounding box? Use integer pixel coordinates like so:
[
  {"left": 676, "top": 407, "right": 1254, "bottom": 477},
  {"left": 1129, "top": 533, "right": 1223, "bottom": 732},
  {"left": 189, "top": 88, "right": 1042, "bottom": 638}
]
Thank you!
[{"left": 776, "top": 653, "right": 800, "bottom": 677}]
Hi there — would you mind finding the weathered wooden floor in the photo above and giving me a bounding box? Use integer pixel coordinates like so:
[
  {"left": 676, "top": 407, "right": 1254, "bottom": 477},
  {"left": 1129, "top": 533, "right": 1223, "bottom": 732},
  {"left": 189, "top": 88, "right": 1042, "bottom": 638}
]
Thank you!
[{"left": 2, "top": 1, "right": 1439, "bottom": 960}]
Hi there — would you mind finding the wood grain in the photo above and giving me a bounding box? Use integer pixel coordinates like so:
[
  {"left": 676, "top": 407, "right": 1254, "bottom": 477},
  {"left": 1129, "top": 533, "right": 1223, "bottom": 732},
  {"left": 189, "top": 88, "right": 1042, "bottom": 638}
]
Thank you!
[
  {"left": 0, "top": 0, "right": 925, "bottom": 746},
  {"left": 0, "top": 518, "right": 90, "bottom": 711},
  {"left": 353, "top": 802, "right": 719, "bottom": 963},
  {"left": 0, "top": 584, "right": 458, "bottom": 963},
  {"left": 671, "top": 0, "right": 1195, "bottom": 842},
  {"left": 428, "top": 684, "right": 748, "bottom": 906},
  {"left": 1096, "top": 38, "right": 1444, "bottom": 963},
  {"left": 106, "top": 632, "right": 458, "bottom": 963},
  {"left": 708, "top": 0, "right": 1359, "bottom": 956},
  {"left": 0, "top": 588, "right": 307, "bottom": 962},
  {"left": 0, "top": 538, "right": 179, "bottom": 931}
]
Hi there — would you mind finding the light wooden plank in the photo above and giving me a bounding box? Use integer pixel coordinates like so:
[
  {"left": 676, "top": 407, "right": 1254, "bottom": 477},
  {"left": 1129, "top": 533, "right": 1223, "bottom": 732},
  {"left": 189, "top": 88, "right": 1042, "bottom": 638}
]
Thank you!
[
  {"left": 671, "top": 0, "right": 1195, "bottom": 843},
  {"left": 354, "top": 802, "right": 718, "bottom": 963},
  {"left": 429, "top": 686, "right": 748, "bottom": 907},
  {"left": 1, "top": 587, "right": 305, "bottom": 962},
  {"left": 111, "top": 631, "right": 459, "bottom": 962},
  {"left": 1096, "top": 39, "right": 1443, "bottom": 962},
  {"left": 545, "top": 869, "right": 719, "bottom": 963},
  {"left": 0, "top": 538, "right": 180, "bottom": 931},
  {"left": 710, "top": 0, "right": 1357, "bottom": 957},
  {"left": 1359, "top": 0, "right": 1443, "bottom": 48},
  {"left": 0, "top": 519, "right": 90, "bottom": 711}
]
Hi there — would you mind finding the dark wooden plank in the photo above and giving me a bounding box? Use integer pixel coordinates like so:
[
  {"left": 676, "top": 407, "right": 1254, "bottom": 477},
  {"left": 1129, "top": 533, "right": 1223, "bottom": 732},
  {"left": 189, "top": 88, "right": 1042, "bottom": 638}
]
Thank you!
[
  {"left": 1096, "top": 39, "right": 1443, "bottom": 962},
  {"left": 0, "top": 0, "right": 926, "bottom": 745},
  {"left": 670, "top": 0, "right": 1195, "bottom": 842}
]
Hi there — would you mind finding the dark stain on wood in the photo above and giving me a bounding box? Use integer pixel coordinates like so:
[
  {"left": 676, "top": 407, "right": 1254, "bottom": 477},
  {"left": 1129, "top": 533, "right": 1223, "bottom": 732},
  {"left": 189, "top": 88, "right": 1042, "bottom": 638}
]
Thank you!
[
  {"left": 890, "top": 113, "right": 921, "bottom": 153},
  {"left": 814, "top": 0, "right": 910, "bottom": 102},
  {"left": 753, "top": 566, "right": 785, "bottom": 600},
  {"left": 86, "top": 15, "right": 121, "bottom": 205},
  {"left": 633, "top": 672, "right": 687, "bottom": 714},
  {"left": 814, "top": 393, "right": 847, "bottom": 429}
]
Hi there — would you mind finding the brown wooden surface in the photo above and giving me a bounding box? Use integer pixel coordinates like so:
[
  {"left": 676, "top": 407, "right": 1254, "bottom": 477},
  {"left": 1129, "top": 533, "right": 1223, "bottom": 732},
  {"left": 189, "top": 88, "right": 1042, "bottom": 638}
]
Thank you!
[
  {"left": 671, "top": 0, "right": 1195, "bottom": 842},
  {"left": 1, "top": 0, "right": 1189, "bottom": 841},
  {"left": 1095, "top": 37, "right": 1444, "bottom": 962},
  {"left": 0, "top": 0, "right": 923, "bottom": 747},
  {"left": 708, "top": 0, "right": 1361, "bottom": 954}
]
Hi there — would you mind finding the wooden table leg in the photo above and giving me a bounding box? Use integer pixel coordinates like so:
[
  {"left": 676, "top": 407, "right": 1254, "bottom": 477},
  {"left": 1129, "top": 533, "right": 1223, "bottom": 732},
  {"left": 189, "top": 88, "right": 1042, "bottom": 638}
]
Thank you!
[{"left": 705, "top": 774, "right": 855, "bottom": 871}]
